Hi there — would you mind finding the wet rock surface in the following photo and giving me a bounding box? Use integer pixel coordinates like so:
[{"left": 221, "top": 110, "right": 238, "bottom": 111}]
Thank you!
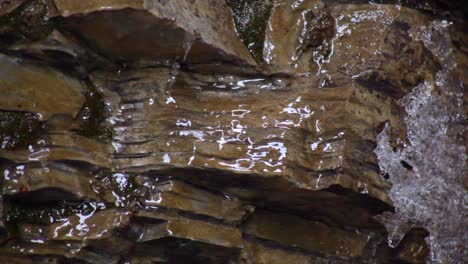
[
  {"left": 52, "top": 0, "right": 256, "bottom": 67},
  {"left": 0, "top": 0, "right": 466, "bottom": 263}
]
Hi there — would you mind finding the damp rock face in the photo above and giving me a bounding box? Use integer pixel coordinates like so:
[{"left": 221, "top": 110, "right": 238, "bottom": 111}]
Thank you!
[
  {"left": 0, "top": 54, "right": 85, "bottom": 120},
  {"left": 0, "top": 0, "right": 466, "bottom": 263},
  {"left": 51, "top": 0, "right": 256, "bottom": 67}
]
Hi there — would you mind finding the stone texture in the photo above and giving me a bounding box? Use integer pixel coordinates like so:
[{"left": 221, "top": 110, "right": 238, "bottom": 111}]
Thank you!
[
  {"left": 2, "top": 163, "right": 100, "bottom": 201},
  {"left": 134, "top": 211, "right": 243, "bottom": 248},
  {"left": 263, "top": 0, "right": 441, "bottom": 94},
  {"left": 17, "top": 209, "right": 131, "bottom": 241},
  {"left": 1, "top": 0, "right": 464, "bottom": 263},
  {"left": 138, "top": 178, "right": 254, "bottom": 223},
  {"left": 129, "top": 238, "right": 241, "bottom": 264},
  {"left": 0, "top": 54, "right": 85, "bottom": 120},
  {"left": 241, "top": 241, "right": 348, "bottom": 264},
  {"left": 0, "top": 0, "right": 52, "bottom": 45},
  {"left": 263, "top": 0, "right": 333, "bottom": 73},
  {"left": 91, "top": 66, "right": 395, "bottom": 228},
  {"left": 244, "top": 210, "right": 369, "bottom": 259},
  {"left": 6, "top": 30, "right": 104, "bottom": 78},
  {"left": 0, "top": 111, "right": 42, "bottom": 149},
  {"left": 0, "top": 0, "right": 25, "bottom": 17},
  {"left": 52, "top": 0, "right": 256, "bottom": 67},
  {"left": 393, "top": 228, "right": 430, "bottom": 264},
  {"left": 0, "top": 240, "right": 119, "bottom": 264},
  {"left": 227, "top": 0, "right": 273, "bottom": 62},
  {"left": 0, "top": 194, "right": 4, "bottom": 236},
  {"left": 327, "top": 4, "right": 440, "bottom": 98},
  {"left": 132, "top": 210, "right": 244, "bottom": 263},
  {"left": 0, "top": 133, "right": 111, "bottom": 167}
]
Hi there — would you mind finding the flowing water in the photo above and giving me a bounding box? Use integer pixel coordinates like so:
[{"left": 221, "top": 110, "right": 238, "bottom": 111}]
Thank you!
[{"left": 375, "top": 20, "right": 467, "bottom": 263}]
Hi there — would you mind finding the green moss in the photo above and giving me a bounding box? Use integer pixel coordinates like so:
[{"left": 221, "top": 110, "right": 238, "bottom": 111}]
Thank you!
[
  {"left": 0, "top": 0, "right": 53, "bottom": 45},
  {"left": 76, "top": 84, "right": 113, "bottom": 142},
  {"left": 227, "top": 0, "right": 273, "bottom": 62},
  {"left": 0, "top": 111, "right": 42, "bottom": 150}
]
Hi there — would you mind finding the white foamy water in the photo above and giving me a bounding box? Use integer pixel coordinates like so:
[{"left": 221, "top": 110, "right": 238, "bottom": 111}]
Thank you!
[{"left": 375, "top": 20, "right": 467, "bottom": 263}]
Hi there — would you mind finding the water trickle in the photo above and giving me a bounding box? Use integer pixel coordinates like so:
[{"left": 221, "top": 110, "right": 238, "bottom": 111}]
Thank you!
[{"left": 375, "top": 20, "right": 467, "bottom": 263}]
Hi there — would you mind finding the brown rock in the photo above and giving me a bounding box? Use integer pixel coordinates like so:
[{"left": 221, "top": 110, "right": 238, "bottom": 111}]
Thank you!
[
  {"left": 244, "top": 210, "right": 369, "bottom": 259},
  {"left": 0, "top": 194, "right": 4, "bottom": 235},
  {"left": 1, "top": 163, "right": 100, "bottom": 201},
  {"left": 134, "top": 210, "right": 243, "bottom": 249},
  {"left": 7, "top": 30, "right": 105, "bottom": 78},
  {"left": 0, "top": 54, "right": 86, "bottom": 120},
  {"left": 0, "top": 111, "right": 42, "bottom": 150},
  {"left": 43, "top": 209, "right": 131, "bottom": 241},
  {"left": 139, "top": 177, "right": 254, "bottom": 223},
  {"left": 241, "top": 240, "right": 347, "bottom": 264},
  {"left": 52, "top": 0, "right": 256, "bottom": 67},
  {"left": 263, "top": 1, "right": 441, "bottom": 94},
  {"left": 0, "top": 0, "right": 25, "bottom": 17},
  {"left": 92, "top": 67, "right": 394, "bottom": 228},
  {"left": 329, "top": 4, "right": 440, "bottom": 97},
  {"left": 0, "top": 256, "right": 34, "bottom": 264},
  {"left": 86, "top": 234, "right": 135, "bottom": 256},
  {"left": 0, "top": 240, "right": 70, "bottom": 258},
  {"left": 129, "top": 237, "right": 241, "bottom": 264},
  {"left": 394, "top": 228, "right": 430, "bottom": 264},
  {"left": 0, "top": 0, "right": 52, "bottom": 45},
  {"left": 0, "top": 133, "right": 111, "bottom": 167},
  {"left": 263, "top": 0, "right": 333, "bottom": 74},
  {"left": 0, "top": 240, "right": 119, "bottom": 264},
  {"left": 1, "top": 1, "right": 453, "bottom": 262}
]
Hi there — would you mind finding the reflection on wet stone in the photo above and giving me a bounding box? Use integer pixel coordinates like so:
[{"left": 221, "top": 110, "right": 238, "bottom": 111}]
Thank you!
[{"left": 0, "top": 0, "right": 466, "bottom": 263}]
